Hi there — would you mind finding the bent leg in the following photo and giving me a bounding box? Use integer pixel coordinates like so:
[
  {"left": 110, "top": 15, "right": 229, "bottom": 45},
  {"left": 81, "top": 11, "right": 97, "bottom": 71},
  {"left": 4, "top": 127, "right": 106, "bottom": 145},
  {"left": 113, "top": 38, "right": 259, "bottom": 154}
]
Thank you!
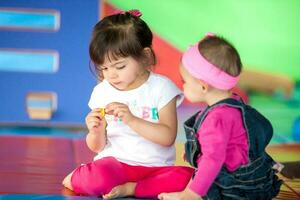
[
  {"left": 135, "top": 166, "right": 194, "bottom": 198},
  {"left": 102, "top": 163, "right": 158, "bottom": 199},
  {"left": 70, "top": 157, "right": 127, "bottom": 196},
  {"left": 62, "top": 170, "right": 75, "bottom": 190}
]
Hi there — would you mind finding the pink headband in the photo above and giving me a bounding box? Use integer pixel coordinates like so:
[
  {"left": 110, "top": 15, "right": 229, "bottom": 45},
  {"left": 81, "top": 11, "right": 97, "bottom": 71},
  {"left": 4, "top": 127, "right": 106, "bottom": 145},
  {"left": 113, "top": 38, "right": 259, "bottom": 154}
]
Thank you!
[{"left": 182, "top": 33, "right": 240, "bottom": 90}]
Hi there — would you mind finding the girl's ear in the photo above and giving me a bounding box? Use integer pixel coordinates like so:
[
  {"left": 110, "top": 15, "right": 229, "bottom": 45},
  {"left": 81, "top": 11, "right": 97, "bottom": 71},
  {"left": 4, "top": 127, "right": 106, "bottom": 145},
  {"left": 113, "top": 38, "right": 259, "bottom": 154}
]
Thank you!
[
  {"left": 143, "top": 47, "right": 151, "bottom": 53},
  {"left": 142, "top": 47, "right": 151, "bottom": 58},
  {"left": 142, "top": 47, "right": 153, "bottom": 67}
]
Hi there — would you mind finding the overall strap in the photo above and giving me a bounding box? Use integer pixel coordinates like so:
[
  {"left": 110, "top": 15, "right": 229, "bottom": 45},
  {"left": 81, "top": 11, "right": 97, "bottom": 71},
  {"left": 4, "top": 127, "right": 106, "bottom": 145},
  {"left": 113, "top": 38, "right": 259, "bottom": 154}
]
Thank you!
[{"left": 192, "top": 106, "right": 210, "bottom": 131}]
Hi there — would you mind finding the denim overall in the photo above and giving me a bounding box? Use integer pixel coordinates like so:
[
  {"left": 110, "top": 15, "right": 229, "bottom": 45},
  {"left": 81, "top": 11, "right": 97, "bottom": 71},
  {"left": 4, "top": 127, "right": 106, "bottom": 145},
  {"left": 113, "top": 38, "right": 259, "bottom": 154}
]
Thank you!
[{"left": 184, "top": 98, "right": 282, "bottom": 199}]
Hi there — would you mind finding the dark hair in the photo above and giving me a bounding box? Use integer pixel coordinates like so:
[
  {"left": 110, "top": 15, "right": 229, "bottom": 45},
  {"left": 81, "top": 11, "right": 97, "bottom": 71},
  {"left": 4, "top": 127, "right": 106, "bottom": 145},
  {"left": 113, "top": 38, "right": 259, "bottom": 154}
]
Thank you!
[
  {"left": 89, "top": 12, "right": 156, "bottom": 80},
  {"left": 198, "top": 36, "right": 242, "bottom": 76}
]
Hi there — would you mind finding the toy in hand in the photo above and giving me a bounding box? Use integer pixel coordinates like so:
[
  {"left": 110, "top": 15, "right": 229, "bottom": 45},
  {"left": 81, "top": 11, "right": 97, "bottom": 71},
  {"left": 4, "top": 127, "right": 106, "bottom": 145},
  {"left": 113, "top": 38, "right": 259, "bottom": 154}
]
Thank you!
[{"left": 99, "top": 108, "right": 106, "bottom": 118}]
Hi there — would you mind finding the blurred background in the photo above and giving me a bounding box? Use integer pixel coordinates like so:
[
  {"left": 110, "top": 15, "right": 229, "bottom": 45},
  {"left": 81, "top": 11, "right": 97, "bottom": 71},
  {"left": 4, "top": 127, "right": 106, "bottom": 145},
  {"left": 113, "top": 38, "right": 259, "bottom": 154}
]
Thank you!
[{"left": 0, "top": 0, "right": 299, "bottom": 199}]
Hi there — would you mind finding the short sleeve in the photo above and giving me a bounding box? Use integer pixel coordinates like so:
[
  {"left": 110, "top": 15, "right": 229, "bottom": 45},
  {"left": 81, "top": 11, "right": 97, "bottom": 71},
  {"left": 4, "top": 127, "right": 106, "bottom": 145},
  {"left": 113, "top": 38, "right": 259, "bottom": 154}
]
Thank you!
[
  {"left": 88, "top": 87, "right": 98, "bottom": 109},
  {"left": 156, "top": 78, "right": 184, "bottom": 111},
  {"left": 87, "top": 82, "right": 107, "bottom": 109}
]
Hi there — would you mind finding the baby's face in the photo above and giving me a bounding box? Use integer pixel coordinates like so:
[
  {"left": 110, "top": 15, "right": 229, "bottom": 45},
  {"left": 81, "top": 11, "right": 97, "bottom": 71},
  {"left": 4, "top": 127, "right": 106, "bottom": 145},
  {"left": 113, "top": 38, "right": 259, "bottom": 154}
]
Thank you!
[
  {"left": 179, "top": 64, "right": 206, "bottom": 103},
  {"left": 100, "top": 56, "right": 147, "bottom": 91}
]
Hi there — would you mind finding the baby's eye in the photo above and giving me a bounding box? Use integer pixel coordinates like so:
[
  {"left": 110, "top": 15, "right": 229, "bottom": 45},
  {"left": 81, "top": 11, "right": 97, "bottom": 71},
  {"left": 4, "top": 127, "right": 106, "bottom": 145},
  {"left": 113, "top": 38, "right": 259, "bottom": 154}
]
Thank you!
[
  {"left": 116, "top": 65, "right": 125, "bottom": 70},
  {"left": 179, "top": 75, "right": 185, "bottom": 83},
  {"left": 101, "top": 67, "right": 108, "bottom": 71}
]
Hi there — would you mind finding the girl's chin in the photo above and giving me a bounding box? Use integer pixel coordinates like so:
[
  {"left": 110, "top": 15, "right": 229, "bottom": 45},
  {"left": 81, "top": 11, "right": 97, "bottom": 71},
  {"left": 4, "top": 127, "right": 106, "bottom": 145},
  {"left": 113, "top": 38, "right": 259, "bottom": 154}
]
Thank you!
[{"left": 112, "top": 84, "right": 127, "bottom": 91}]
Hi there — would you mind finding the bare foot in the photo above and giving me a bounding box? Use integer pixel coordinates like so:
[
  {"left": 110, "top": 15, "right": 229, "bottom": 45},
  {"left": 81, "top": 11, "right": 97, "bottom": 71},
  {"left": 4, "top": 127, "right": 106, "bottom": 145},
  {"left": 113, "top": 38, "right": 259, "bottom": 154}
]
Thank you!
[
  {"left": 103, "top": 182, "right": 136, "bottom": 199},
  {"left": 61, "top": 186, "right": 76, "bottom": 196}
]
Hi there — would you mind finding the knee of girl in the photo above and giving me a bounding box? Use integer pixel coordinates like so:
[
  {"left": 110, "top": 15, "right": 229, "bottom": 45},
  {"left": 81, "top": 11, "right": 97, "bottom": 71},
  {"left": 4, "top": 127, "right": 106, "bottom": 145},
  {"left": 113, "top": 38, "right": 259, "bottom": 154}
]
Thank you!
[
  {"left": 62, "top": 173, "right": 73, "bottom": 190},
  {"left": 70, "top": 157, "right": 125, "bottom": 195},
  {"left": 71, "top": 166, "right": 117, "bottom": 195}
]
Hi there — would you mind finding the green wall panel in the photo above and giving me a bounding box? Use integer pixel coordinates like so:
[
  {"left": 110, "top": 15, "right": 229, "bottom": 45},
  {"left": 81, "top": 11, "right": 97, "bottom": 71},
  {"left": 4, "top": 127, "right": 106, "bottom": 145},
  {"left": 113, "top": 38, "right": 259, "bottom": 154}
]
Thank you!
[{"left": 109, "top": 0, "right": 300, "bottom": 80}]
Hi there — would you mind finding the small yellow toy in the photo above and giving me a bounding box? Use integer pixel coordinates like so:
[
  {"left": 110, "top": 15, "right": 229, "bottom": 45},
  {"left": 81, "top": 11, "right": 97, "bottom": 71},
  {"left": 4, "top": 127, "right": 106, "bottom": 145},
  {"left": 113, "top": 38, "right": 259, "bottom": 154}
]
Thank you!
[{"left": 99, "top": 108, "right": 105, "bottom": 118}]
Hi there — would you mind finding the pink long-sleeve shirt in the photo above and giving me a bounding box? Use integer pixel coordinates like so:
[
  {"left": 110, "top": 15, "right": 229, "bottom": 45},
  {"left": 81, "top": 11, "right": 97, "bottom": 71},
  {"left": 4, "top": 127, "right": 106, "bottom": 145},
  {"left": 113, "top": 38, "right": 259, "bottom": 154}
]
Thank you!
[{"left": 189, "top": 104, "right": 249, "bottom": 197}]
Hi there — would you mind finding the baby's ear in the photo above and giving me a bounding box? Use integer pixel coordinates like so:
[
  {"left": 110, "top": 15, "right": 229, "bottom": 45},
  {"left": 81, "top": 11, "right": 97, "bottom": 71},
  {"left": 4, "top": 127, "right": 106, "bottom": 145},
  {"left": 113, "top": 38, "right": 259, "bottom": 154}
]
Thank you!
[{"left": 198, "top": 80, "right": 209, "bottom": 92}]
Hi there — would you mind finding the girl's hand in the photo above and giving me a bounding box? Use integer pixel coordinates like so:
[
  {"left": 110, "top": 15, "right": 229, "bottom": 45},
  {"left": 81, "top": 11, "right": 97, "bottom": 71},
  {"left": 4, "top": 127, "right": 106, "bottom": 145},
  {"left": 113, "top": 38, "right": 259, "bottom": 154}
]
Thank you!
[
  {"left": 85, "top": 108, "right": 107, "bottom": 133},
  {"left": 105, "top": 102, "right": 136, "bottom": 124}
]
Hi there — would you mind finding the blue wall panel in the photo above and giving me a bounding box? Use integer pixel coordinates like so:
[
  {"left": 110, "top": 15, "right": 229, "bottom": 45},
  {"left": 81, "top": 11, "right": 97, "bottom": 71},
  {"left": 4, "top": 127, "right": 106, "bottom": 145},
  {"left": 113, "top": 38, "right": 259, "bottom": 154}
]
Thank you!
[
  {"left": 0, "top": 49, "right": 59, "bottom": 73},
  {"left": 0, "top": 0, "right": 100, "bottom": 125},
  {"left": 0, "top": 8, "right": 59, "bottom": 30}
]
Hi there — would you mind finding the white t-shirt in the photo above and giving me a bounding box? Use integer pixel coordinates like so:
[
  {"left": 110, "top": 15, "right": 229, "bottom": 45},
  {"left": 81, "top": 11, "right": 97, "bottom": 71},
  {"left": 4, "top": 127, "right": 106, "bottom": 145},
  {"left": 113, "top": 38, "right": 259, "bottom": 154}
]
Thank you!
[{"left": 88, "top": 72, "right": 183, "bottom": 166}]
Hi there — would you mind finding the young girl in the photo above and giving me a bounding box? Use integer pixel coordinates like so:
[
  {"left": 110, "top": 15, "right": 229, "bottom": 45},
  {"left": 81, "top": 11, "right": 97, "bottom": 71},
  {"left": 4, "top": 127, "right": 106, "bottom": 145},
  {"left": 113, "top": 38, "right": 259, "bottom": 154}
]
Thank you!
[
  {"left": 158, "top": 33, "right": 282, "bottom": 200},
  {"left": 62, "top": 10, "right": 194, "bottom": 199}
]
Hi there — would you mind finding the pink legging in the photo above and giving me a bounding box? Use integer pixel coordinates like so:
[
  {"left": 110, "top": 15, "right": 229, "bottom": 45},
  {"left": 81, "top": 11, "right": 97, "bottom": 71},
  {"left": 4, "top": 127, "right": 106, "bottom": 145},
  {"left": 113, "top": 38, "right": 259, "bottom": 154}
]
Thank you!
[{"left": 71, "top": 156, "right": 194, "bottom": 198}]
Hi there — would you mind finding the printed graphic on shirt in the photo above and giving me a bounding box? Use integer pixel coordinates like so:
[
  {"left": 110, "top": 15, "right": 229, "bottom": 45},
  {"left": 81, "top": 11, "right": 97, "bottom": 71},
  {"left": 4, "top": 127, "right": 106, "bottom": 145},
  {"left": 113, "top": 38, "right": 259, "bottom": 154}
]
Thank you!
[{"left": 105, "top": 100, "right": 158, "bottom": 123}]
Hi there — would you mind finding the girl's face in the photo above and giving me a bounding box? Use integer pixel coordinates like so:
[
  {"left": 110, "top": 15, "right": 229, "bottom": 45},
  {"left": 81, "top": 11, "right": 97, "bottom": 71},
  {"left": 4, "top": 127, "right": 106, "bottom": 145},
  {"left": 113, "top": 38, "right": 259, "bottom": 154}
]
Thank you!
[
  {"left": 179, "top": 65, "right": 206, "bottom": 103},
  {"left": 100, "top": 55, "right": 148, "bottom": 91}
]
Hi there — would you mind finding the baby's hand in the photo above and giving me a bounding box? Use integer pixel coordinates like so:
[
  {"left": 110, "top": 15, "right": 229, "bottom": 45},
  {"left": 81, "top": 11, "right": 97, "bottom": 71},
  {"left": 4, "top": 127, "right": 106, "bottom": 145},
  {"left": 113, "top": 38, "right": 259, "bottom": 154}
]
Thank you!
[
  {"left": 105, "top": 102, "right": 136, "bottom": 124},
  {"left": 158, "top": 189, "right": 202, "bottom": 200},
  {"left": 85, "top": 108, "right": 107, "bottom": 133}
]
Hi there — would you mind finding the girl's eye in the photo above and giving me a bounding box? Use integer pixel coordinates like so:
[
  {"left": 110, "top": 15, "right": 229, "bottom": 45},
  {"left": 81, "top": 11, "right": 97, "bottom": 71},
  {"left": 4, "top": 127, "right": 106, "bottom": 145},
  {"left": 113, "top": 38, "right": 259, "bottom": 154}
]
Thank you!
[
  {"left": 101, "top": 67, "right": 108, "bottom": 71},
  {"left": 116, "top": 65, "right": 125, "bottom": 70}
]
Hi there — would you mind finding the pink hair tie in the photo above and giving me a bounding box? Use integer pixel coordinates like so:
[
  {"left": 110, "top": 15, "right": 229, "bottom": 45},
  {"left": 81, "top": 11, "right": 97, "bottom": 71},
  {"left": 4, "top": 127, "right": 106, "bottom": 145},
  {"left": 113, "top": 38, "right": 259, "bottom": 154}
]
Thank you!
[
  {"left": 205, "top": 32, "right": 215, "bottom": 37},
  {"left": 182, "top": 33, "right": 240, "bottom": 90},
  {"left": 128, "top": 9, "right": 142, "bottom": 17},
  {"left": 114, "top": 9, "right": 142, "bottom": 17}
]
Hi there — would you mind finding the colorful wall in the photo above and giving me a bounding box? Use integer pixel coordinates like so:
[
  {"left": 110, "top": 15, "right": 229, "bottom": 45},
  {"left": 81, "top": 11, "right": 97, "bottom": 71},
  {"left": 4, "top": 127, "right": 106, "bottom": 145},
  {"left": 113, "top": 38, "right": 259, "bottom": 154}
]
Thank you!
[
  {"left": 0, "top": 0, "right": 299, "bottom": 144},
  {"left": 106, "top": 0, "right": 300, "bottom": 144},
  {"left": 109, "top": 0, "right": 300, "bottom": 81},
  {"left": 0, "top": 0, "right": 99, "bottom": 125}
]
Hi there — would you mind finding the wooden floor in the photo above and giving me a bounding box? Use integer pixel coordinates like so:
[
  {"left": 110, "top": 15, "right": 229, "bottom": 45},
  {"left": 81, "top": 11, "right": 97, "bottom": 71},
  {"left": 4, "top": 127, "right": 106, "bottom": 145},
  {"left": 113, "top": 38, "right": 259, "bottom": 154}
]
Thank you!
[
  {"left": 0, "top": 134, "right": 94, "bottom": 195},
  {"left": 175, "top": 143, "right": 300, "bottom": 199},
  {"left": 268, "top": 145, "right": 300, "bottom": 199},
  {"left": 276, "top": 176, "right": 300, "bottom": 199},
  {"left": 0, "top": 133, "right": 299, "bottom": 199}
]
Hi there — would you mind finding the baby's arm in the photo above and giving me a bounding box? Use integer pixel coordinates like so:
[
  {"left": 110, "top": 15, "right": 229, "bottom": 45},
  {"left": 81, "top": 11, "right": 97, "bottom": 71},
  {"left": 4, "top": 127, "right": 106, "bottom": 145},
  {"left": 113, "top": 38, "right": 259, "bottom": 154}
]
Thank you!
[
  {"left": 106, "top": 97, "right": 177, "bottom": 146},
  {"left": 85, "top": 108, "right": 107, "bottom": 153}
]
